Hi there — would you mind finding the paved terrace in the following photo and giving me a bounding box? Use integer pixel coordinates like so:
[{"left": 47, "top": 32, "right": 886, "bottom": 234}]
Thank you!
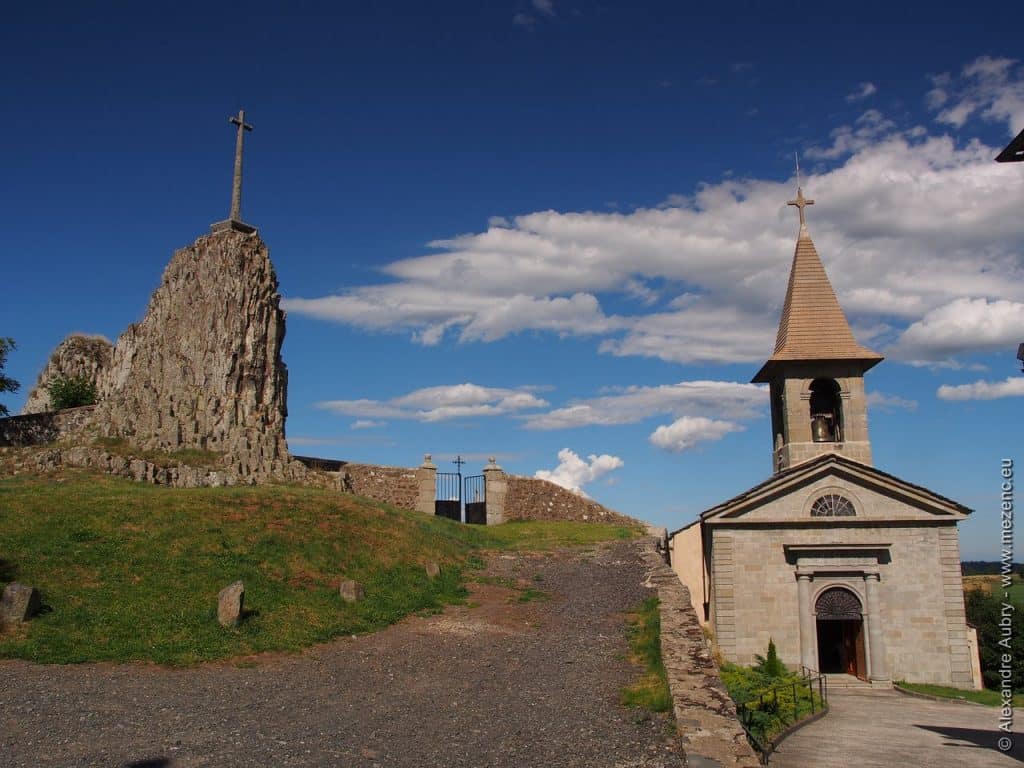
[{"left": 772, "top": 688, "right": 1023, "bottom": 767}]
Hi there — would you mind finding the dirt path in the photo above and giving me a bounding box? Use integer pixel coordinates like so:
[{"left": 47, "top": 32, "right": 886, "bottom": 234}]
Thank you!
[{"left": 0, "top": 540, "right": 685, "bottom": 768}]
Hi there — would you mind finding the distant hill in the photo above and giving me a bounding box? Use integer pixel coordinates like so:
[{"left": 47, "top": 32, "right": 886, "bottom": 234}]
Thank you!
[{"left": 962, "top": 561, "right": 1024, "bottom": 576}]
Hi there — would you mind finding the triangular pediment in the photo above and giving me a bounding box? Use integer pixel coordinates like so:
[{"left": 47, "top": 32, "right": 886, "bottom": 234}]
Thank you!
[{"left": 699, "top": 454, "right": 970, "bottom": 525}]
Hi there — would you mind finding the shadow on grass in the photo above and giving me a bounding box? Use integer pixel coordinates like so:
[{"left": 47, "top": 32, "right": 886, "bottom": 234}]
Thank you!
[
  {"left": 0, "top": 559, "right": 17, "bottom": 582},
  {"left": 123, "top": 758, "right": 172, "bottom": 768}
]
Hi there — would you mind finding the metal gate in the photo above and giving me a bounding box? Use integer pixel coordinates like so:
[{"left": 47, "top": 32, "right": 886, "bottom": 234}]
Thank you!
[
  {"left": 464, "top": 474, "right": 486, "bottom": 525},
  {"left": 435, "top": 471, "right": 461, "bottom": 521}
]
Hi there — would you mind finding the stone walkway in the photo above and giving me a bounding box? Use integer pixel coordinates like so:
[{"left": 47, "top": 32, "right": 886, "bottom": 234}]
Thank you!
[{"left": 771, "top": 688, "right": 1023, "bottom": 767}]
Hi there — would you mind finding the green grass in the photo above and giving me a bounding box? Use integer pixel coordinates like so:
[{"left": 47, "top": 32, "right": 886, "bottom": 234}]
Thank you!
[
  {"left": 1006, "top": 581, "right": 1024, "bottom": 607},
  {"left": 621, "top": 596, "right": 673, "bottom": 712},
  {"left": 896, "top": 681, "right": 1024, "bottom": 707},
  {"left": 516, "top": 587, "right": 549, "bottom": 603},
  {"left": 0, "top": 471, "right": 637, "bottom": 665}
]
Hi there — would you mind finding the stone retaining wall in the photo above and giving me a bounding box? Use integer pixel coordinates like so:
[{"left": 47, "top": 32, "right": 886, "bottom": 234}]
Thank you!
[
  {"left": 504, "top": 475, "right": 639, "bottom": 526},
  {"left": 639, "top": 540, "right": 760, "bottom": 768},
  {"left": 0, "top": 406, "right": 97, "bottom": 447},
  {"left": 342, "top": 463, "right": 421, "bottom": 511}
]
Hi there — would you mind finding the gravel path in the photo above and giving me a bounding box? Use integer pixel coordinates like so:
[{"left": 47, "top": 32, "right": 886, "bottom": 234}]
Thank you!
[{"left": 0, "top": 540, "right": 686, "bottom": 768}]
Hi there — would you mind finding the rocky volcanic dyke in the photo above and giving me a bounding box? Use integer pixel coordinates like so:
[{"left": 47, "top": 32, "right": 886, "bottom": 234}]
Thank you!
[
  {"left": 21, "top": 334, "right": 112, "bottom": 414},
  {"left": 91, "top": 229, "right": 297, "bottom": 481}
]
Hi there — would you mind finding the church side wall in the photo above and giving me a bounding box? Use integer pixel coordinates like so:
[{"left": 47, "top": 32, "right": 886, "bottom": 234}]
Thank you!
[
  {"left": 670, "top": 523, "right": 708, "bottom": 625},
  {"left": 712, "top": 522, "right": 969, "bottom": 686}
]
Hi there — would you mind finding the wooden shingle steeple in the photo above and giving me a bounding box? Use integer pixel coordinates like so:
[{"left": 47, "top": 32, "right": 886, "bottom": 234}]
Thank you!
[{"left": 754, "top": 184, "right": 882, "bottom": 472}]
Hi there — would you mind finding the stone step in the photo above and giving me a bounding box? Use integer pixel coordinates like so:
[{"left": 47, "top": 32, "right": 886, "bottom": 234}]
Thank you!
[{"left": 823, "top": 673, "right": 876, "bottom": 689}]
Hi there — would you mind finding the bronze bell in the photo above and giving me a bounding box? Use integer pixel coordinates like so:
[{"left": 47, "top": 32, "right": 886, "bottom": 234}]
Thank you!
[{"left": 811, "top": 414, "right": 831, "bottom": 442}]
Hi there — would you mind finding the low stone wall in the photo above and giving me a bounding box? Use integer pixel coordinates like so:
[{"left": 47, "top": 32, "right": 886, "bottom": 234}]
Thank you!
[
  {"left": 6, "top": 445, "right": 243, "bottom": 487},
  {"left": 639, "top": 541, "right": 760, "bottom": 768},
  {"left": 503, "top": 475, "right": 640, "bottom": 526},
  {"left": 342, "top": 463, "right": 421, "bottom": 511},
  {"left": 0, "top": 406, "right": 97, "bottom": 447}
]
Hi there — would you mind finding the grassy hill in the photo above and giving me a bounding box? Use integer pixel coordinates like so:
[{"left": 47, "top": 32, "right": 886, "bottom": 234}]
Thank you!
[{"left": 0, "top": 470, "right": 638, "bottom": 665}]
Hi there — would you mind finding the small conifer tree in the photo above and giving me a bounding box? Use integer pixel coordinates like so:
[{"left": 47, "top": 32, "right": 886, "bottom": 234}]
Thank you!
[
  {"left": 754, "top": 638, "right": 786, "bottom": 678},
  {"left": 47, "top": 375, "right": 97, "bottom": 410}
]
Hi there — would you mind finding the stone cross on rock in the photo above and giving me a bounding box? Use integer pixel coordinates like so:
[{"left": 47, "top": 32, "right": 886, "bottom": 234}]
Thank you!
[
  {"left": 229, "top": 110, "right": 253, "bottom": 222},
  {"left": 787, "top": 186, "right": 815, "bottom": 228},
  {"left": 211, "top": 109, "right": 257, "bottom": 234}
]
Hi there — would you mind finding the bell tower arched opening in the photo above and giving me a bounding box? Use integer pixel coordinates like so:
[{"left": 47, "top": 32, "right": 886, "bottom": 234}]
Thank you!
[{"left": 809, "top": 378, "right": 843, "bottom": 443}]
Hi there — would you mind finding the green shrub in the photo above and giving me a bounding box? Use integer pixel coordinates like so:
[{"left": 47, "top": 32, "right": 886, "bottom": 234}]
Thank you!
[
  {"left": 720, "top": 642, "right": 825, "bottom": 745},
  {"left": 754, "top": 637, "right": 785, "bottom": 678},
  {"left": 47, "top": 375, "right": 97, "bottom": 410}
]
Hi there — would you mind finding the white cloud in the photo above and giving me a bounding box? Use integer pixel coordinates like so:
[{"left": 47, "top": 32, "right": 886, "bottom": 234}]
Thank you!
[
  {"left": 889, "top": 298, "right": 1024, "bottom": 363},
  {"left": 866, "top": 391, "right": 918, "bottom": 411},
  {"left": 284, "top": 58, "right": 1024, "bottom": 368},
  {"left": 930, "top": 56, "right": 1024, "bottom": 135},
  {"left": 523, "top": 380, "right": 766, "bottom": 429},
  {"left": 846, "top": 82, "right": 878, "bottom": 102},
  {"left": 534, "top": 448, "right": 623, "bottom": 496},
  {"left": 532, "top": 0, "right": 555, "bottom": 16},
  {"left": 512, "top": 12, "right": 535, "bottom": 26},
  {"left": 937, "top": 376, "right": 1024, "bottom": 401},
  {"left": 351, "top": 419, "right": 385, "bottom": 430},
  {"left": 648, "top": 416, "right": 743, "bottom": 453},
  {"left": 317, "top": 383, "right": 548, "bottom": 422}
]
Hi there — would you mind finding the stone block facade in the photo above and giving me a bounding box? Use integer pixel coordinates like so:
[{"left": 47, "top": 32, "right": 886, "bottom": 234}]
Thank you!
[{"left": 701, "top": 470, "right": 974, "bottom": 687}]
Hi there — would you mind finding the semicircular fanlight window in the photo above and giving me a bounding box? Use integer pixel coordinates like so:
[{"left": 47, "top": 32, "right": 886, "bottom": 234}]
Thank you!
[
  {"left": 815, "top": 587, "right": 862, "bottom": 620},
  {"left": 810, "top": 493, "right": 856, "bottom": 517}
]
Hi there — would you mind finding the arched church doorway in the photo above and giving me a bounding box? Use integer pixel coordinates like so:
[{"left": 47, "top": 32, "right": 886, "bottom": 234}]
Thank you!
[{"left": 815, "top": 587, "right": 866, "bottom": 678}]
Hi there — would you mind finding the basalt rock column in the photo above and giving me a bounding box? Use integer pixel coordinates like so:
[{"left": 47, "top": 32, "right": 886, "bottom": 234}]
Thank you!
[{"left": 95, "top": 229, "right": 292, "bottom": 481}]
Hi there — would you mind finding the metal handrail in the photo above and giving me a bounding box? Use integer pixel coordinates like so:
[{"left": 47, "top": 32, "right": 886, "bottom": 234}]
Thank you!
[{"left": 734, "top": 672, "right": 829, "bottom": 764}]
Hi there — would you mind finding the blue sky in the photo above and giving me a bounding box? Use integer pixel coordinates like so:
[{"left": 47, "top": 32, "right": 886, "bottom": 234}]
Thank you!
[{"left": 1, "top": 2, "right": 1021, "bottom": 559}]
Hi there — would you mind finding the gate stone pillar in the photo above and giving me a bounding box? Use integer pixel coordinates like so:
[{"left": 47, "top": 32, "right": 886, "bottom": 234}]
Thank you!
[
  {"left": 482, "top": 457, "right": 506, "bottom": 525},
  {"left": 864, "top": 573, "right": 890, "bottom": 684},
  {"left": 796, "top": 573, "right": 817, "bottom": 671},
  {"left": 415, "top": 454, "right": 437, "bottom": 516}
]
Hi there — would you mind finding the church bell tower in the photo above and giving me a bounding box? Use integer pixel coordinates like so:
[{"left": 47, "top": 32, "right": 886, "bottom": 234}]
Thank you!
[{"left": 752, "top": 185, "right": 883, "bottom": 473}]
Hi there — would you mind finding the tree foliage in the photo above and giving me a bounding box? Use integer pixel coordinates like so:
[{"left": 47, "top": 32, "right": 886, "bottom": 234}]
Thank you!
[
  {"left": 47, "top": 375, "right": 97, "bottom": 410},
  {"left": 965, "top": 587, "right": 1024, "bottom": 691},
  {"left": 0, "top": 337, "right": 19, "bottom": 417}
]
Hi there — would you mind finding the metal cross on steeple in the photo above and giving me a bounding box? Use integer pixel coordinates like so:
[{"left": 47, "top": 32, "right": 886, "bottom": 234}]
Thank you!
[
  {"left": 229, "top": 110, "right": 253, "bottom": 222},
  {"left": 787, "top": 186, "right": 815, "bottom": 227},
  {"left": 788, "top": 154, "right": 815, "bottom": 228}
]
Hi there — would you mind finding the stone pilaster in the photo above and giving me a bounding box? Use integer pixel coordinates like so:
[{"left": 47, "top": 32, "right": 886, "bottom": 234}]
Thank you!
[
  {"left": 796, "top": 573, "right": 817, "bottom": 671},
  {"left": 864, "top": 573, "right": 890, "bottom": 684},
  {"left": 415, "top": 453, "right": 437, "bottom": 516},
  {"left": 483, "top": 457, "right": 506, "bottom": 525}
]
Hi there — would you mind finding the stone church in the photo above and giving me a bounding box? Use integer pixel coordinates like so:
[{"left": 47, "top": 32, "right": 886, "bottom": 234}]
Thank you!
[{"left": 669, "top": 187, "right": 980, "bottom": 689}]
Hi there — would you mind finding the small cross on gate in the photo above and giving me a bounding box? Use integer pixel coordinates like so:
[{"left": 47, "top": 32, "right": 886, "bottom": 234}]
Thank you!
[{"left": 452, "top": 455, "right": 466, "bottom": 475}]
